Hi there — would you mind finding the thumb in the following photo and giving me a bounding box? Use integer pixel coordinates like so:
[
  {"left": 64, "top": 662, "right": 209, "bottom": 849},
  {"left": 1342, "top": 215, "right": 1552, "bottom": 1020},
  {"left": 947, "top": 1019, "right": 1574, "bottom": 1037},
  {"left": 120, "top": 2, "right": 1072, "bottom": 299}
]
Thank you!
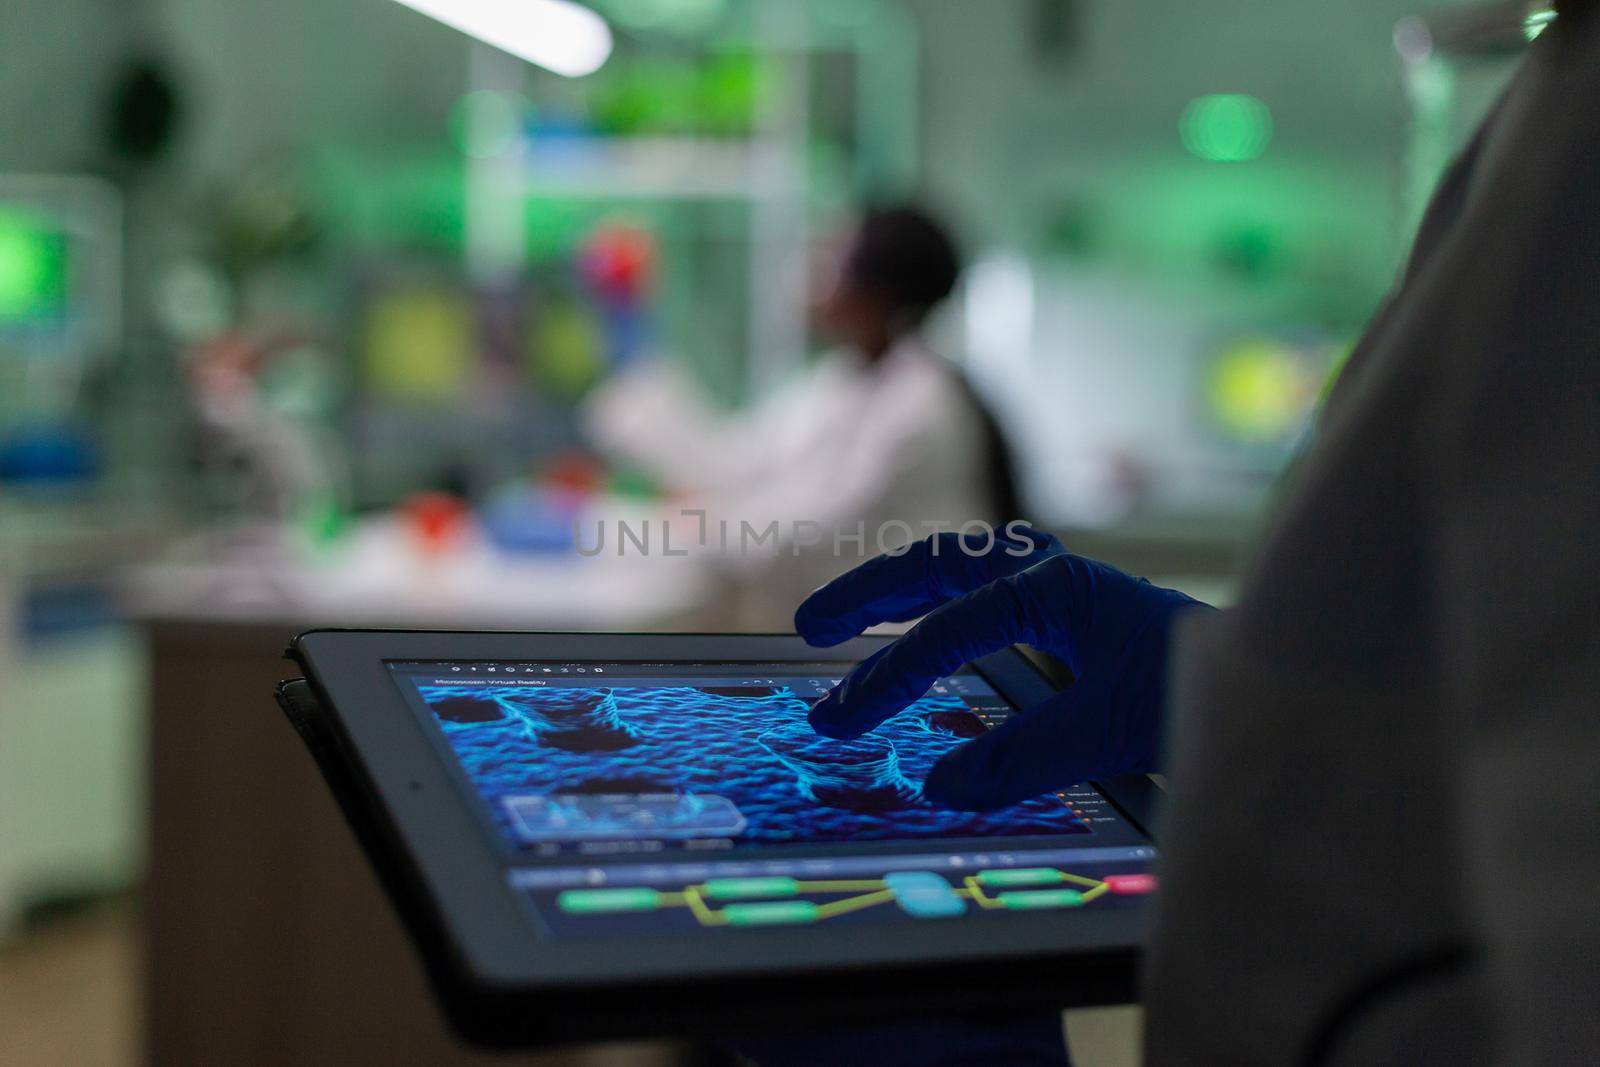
[{"left": 921, "top": 684, "right": 1121, "bottom": 811}]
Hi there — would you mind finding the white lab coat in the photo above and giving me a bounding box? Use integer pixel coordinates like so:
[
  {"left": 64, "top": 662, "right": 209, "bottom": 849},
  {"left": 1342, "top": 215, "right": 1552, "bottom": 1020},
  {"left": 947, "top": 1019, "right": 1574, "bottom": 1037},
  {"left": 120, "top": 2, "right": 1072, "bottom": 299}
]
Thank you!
[{"left": 583, "top": 339, "right": 994, "bottom": 621}]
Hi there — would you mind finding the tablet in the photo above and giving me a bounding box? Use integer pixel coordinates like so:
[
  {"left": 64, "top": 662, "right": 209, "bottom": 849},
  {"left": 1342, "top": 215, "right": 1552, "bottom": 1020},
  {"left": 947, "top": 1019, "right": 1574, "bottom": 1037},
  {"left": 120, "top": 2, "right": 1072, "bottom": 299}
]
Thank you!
[{"left": 284, "top": 630, "right": 1161, "bottom": 1043}]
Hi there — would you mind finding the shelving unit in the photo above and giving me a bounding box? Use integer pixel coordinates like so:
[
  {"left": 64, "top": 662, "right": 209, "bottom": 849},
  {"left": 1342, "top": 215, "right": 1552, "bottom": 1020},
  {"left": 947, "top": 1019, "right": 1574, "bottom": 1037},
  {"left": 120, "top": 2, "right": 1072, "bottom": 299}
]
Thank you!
[{"left": 460, "top": 0, "right": 919, "bottom": 399}]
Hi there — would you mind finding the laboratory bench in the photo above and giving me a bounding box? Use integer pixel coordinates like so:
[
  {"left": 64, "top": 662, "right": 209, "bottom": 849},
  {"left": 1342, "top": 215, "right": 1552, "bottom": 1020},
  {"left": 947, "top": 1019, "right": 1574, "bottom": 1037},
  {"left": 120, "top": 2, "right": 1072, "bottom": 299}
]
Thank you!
[{"left": 127, "top": 524, "right": 730, "bottom": 1066}]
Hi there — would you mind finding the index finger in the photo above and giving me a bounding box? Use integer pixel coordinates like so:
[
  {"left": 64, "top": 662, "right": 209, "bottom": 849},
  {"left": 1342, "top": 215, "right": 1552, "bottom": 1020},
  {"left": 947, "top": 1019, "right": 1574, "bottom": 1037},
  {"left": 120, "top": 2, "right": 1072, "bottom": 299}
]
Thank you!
[
  {"left": 794, "top": 527, "right": 1061, "bottom": 647},
  {"left": 808, "top": 573, "right": 1052, "bottom": 739}
]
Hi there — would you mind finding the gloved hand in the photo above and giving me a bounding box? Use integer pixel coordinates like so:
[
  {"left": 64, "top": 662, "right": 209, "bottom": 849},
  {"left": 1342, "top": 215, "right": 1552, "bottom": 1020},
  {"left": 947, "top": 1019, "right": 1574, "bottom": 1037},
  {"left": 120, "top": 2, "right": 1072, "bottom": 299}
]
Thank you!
[{"left": 795, "top": 529, "right": 1211, "bottom": 810}]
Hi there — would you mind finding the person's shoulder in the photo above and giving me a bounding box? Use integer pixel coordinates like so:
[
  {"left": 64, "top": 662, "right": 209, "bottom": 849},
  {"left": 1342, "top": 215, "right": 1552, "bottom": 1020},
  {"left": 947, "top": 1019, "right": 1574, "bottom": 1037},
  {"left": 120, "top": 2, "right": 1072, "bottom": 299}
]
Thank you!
[
  {"left": 878, "top": 339, "right": 961, "bottom": 394},
  {"left": 893, "top": 343, "right": 990, "bottom": 420}
]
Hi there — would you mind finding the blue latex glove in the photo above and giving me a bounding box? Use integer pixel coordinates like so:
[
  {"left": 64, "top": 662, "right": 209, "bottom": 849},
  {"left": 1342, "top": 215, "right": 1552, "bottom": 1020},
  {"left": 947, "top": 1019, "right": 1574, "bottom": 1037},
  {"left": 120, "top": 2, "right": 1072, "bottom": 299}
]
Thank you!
[{"left": 795, "top": 530, "right": 1211, "bottom": 810}]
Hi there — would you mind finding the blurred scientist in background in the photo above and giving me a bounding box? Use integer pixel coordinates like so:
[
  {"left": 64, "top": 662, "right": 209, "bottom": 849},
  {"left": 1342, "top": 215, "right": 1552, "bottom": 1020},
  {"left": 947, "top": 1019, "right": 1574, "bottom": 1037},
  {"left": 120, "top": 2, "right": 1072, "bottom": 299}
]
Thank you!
[{"left": 584, "top": 205, "right": 1018, "bottom": 623}]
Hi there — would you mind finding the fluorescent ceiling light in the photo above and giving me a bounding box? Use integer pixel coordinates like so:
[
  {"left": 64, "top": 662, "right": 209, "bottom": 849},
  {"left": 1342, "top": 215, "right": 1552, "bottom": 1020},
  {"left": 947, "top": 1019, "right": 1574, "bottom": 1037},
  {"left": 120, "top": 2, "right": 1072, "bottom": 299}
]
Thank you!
[{"left": 393, "top": 0, "right": 612, "bottom": 77}]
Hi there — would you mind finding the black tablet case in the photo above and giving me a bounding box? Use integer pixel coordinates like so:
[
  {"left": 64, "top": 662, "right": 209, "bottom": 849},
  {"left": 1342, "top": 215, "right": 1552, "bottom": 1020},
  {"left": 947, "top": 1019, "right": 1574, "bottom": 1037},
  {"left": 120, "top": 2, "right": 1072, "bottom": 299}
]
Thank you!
[
  {"left": 274, "top": 678, "right": 540, "bottom": 1046},
  {"left": 275, "top": 676, "right": 1142, "bottom": 1047}
]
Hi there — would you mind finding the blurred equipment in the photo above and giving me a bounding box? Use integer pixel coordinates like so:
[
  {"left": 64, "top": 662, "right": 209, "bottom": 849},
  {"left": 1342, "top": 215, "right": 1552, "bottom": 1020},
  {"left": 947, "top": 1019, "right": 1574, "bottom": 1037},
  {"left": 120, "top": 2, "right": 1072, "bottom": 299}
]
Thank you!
[
  {"left": 578, "top": 218, "right": 657, "bottom": 368},
  {"left": 185, "top": 324, "right": 344, "bottom": 532},
  {"left": 529, "top": 289, "right": 606, "bottom": 398},
  {"left": 0, "top": 175, "right": 136, "bottom": 938},
  {"left": 578, "top": 219, "right": 655, "bottom": 307},
  {"left": 101, "top": 55, "right": 183, "bottom": 165},
  {"left": 0, "top": 175, "right": 121, "bottom": 480},
  {"left": 459, "top": 0, "right": 919, "bottom": 400},
  {"left": 1202, "top": 334, "right": 1338, "bottom": 450},
  {"left": 400, "top": 490, "right": 471, "bottom": 556},
  {"left": 215, "top": 159, "right": 323, "bottom": 268},
  {"left": 362, "top": 277, "right": 477, "bottom": 401}
]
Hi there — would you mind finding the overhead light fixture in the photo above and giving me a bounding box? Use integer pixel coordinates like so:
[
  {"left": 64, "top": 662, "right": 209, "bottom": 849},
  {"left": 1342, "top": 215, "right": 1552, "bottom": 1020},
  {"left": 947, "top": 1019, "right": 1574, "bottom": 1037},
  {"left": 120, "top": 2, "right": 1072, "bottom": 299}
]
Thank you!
[{"left": 392, "top": 0, "right": 612, "bottom": 78}]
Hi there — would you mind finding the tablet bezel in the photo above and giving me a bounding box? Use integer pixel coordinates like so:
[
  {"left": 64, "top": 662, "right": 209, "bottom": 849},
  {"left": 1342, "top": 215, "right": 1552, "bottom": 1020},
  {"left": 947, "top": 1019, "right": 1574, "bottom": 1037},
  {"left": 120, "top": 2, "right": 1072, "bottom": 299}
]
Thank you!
[{"left": 288, "top": 629, "right": 1160, "bottom": 1021}]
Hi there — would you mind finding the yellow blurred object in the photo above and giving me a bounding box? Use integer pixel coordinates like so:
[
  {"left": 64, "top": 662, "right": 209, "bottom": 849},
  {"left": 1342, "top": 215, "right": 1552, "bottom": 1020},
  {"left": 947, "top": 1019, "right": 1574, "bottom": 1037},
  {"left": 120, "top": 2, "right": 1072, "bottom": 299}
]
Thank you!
[
  {"left": 362, "top": 286, "right": 476, "bottom": 399},
  {"left": 1206, "top": 338, "right": 1316, "bottom": 444},
  {"left": 530, "top": 297, "right": 604, "bottom": 398}
]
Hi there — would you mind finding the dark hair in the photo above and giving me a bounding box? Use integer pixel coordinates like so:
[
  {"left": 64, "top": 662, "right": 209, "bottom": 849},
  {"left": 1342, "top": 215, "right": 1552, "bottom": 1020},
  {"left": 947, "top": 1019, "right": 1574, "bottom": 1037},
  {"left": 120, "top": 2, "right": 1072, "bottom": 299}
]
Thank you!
[{"left": 842, "top": 204, "right": 963, "bottom": 323}]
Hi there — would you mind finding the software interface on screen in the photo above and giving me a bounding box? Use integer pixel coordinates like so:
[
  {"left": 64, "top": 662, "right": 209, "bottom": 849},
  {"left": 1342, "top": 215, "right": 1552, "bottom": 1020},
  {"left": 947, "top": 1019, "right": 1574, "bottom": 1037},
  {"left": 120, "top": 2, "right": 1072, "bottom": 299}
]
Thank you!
[{"left": 388, "top": 660, "right": 1158, "bottom": 937}]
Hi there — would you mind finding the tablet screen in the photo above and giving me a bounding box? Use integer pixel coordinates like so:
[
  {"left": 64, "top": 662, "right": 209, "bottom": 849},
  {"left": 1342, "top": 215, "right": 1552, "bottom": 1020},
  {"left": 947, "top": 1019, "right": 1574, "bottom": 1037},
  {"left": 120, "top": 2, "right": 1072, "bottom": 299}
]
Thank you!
[{"left": 388, "top": 659, "right": 1157, "bottom": 937}]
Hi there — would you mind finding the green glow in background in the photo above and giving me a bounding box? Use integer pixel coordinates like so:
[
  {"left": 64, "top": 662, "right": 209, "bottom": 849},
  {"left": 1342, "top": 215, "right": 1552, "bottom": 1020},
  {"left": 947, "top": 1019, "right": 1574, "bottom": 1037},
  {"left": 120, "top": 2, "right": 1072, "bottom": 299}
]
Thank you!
[
  {"left": 1180, "top": 94, "right": 1274, "bottom": 164},
  {"left": 0, "top": 207, "right": 68, "bottom": 322}
]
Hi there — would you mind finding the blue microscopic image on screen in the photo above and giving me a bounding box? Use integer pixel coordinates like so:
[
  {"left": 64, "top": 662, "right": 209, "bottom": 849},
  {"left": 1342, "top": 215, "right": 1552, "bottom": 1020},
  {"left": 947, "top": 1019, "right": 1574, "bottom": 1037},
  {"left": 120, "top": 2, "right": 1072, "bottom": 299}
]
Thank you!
[
  {"left": 415, "top": 683, "right": 1090, "bottom": 848},
  {"left": 504, "top": 793, "right": 749, "bottom": 841}
]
